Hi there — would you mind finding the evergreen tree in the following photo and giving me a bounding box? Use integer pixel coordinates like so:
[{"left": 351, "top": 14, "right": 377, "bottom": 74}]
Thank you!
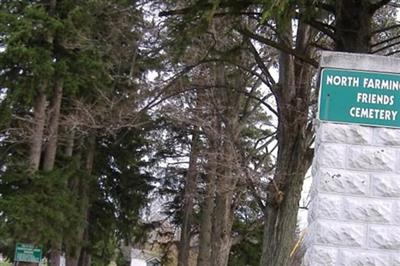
[{"left": 0, "top": 1, "right": 157, "bottom": 265}]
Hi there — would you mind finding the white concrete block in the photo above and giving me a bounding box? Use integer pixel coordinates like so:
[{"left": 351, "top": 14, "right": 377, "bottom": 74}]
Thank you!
[
  {"left": 397, "top": 151, "right": 400, "bottom": 174},
  {"left": 318, "top": 169, "right": 369, "bottom": 195},
  {"left": 320, "top": 123, "right": 373, "bottom": 144},
  {"left": 347, "top": 146, "right": 396, "bottom": 171},
  {"left": 392, "top": 202, "right": 400, "bottom": 225},
  {"left": 342, "top": 197, "right": 392, "bottom": 223},
  {"left": 372, "top": 174, "right": 400, "bottom": 197},
  {"left": 303, "top": 246, "right": 337, "bottom": 266},
  {"left": 337, "top": 249, "right": 390, "bottom": 266},
  {"left": 369, "top": 225, "right": 400, "bottom": 249},
  {"left": 313, "top": 221, "right": 364, "bottom": 247},
  {"left": 392, "top": 254, "right": 400, "bottom": 266},
  {"left": 375, "top": 128, "right": 400, "bottom": 146},
  {"left": 316, "top": 143, "right": 346, "bottom": 169},
  {"left": 309, "top": 195, "right": 342, "bottom": 221},
  {"left": 390, "top": 201, "right": 400, "bottom": 226}
]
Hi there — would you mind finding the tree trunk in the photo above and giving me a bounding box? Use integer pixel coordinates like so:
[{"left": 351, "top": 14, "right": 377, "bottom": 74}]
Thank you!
[
  {"left": 259, "top": 21, "right": 314, "bottom": 266},
  {"left": 64, "top": 135, "right": 94, "bottom": 266},
  {"left": 28, "top": 88, "right": 47, "bottom": 172},
  {"left": 259, "top": 132, "right": 312, "bottom": 266},
  {"left": 63, "top": 129, "right": 79, "bottom": 266},
  {"left": 66, "top": 255, "right": 79, "bottom": 266},
  {"left": 197, "top": 143, "right": 217, "bottom": 266},
  {"left": 210, "top": 142, "right": 235, "bottom": 266},
  {"left": 39, "top": 83, "right": 64, "bottom": 266},
  {"left": 77, "top": 135, "right": 96, "bottom": 266},
  {"left": 78, "top": 228, "right": 91, "bottom": 266},
  {"left": 65, "top": 129, "right": 75, "bottom": 157},
  {"left": 209, "top": 58, "right": 245, "bottom": 266},
  {"left": 256, "top": 0, "right": 384, "bottom": 264},
  {"left": 178, "top": 131, "right": 200, "bottom": 266},
  {"left": 334, "top": 0, "right": 373, "bottom": 53},
  {"left": 49, "top": 242, "right": 62, "bottom": 266},
  {"left": 43, "top": 83, "right": 63, "bottom": 172},
  {"left": 23, "top": 87, "right": 47, "bottom": 266}
]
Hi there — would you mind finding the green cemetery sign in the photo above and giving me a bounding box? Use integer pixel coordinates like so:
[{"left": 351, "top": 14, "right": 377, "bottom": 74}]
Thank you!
[
  {"left": 14, "top": 243, "right": 42, "bottom": 263},
  {"left": 318, "top": 68, "right": 400, "bottom": 128}
]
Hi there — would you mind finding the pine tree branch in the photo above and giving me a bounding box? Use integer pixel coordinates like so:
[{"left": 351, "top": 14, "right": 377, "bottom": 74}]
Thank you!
[
  {"left": 159, "top": 0, "right": 255, "bottom": 17},
  {"left": 159, "top": 9, "right": 262, "bottom": 17},
  {"left": 305, "top": 19, "right": 336, "bottom": 41},
  {"left": 231, "top": 217, "right": 264, "bottom": 245},
  {"left": 294, "top": 11, "right": 336, "bottom": 41},
  {"left": 315, "top": 2, "right": 336, "bottom": 14},
  {"left": 213, "top": 11, "right": 263, "bottom": 17},
  {"left": 310, "top": 42, "right": 333, "bottom": 51},
  {"left": 237, "top": 28, "right": 318, "bottom": 67},
  {"left": 159, "top": 8, "right": 191, "bottom": 17},
  {"left": 241, "top": 79, "right": 259, "bottom": 118},
  {"left": 241, "top": 163, "right": 267, "bottom": 211}
]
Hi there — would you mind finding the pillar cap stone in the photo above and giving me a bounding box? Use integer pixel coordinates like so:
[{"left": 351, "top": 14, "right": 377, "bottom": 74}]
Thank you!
[{"left": 320, "top": 51, "right": 400, "bottom": 73}]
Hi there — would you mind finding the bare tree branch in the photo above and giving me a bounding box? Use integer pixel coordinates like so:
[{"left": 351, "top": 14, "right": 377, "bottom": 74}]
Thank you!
[
  {"left": 386, "top": 49, "right": 400, "bottom": 56},
  {"left": 246, "top": 38, "right": 277, "bottom": 88},
  {"left": 371, "top": 34, "right": 400, "bottom": 47},
  {"left": 237, "top": 89, "right": 278, "bottom": 117},
  {"left": 232, "top": 63, "right": 273, "bottom": 89},
  {"left": 388, "top": 1, "right": 400, "bottom": 8},
  {"left": 372, "top": 24, "right": 400, "bottom": 35},
  {"left": 372, "top": 40, "right": 400, "bottom": 53}
]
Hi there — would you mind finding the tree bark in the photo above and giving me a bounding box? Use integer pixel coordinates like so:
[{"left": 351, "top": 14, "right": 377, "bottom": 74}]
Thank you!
[
  {"left": 65, "top": 129, "right": 75, "bottom": 157},
  {"left": 39, "top": 83, "right": 64, "bottom": 266},
  {"left": 178, "top": 131, "right": 200, "bottom": 266},
  {"left": 43, "top": 83, "right": 63, "bottom": 172},
  {"left": 197, "top": 142, "right": 217, "bottom": 266},
  {"left": 64, "top": 135, "right": 95, "bottom": 266},
  {"left": 210, "top": 141, "right": 236, "bottom": 266},
  {"left": 78, "top": 228, "right": 91, "bottom": 266},
  {"left": 63, "top": 129, "right": 78, "bottom": 266},
  {"left": 77, "top": 135, "right": 96, "bottom": 266},
  {"left": 49, "top": 242, "right": 62, "bottom": 266},
  {"left": 259, "top": 21, "right": 314, "bottom": 266},
  {"left": 211, "top": 56, "right": 247, "bottom": 266},
  {"left": 257, "top": 1, "right": 383, "bottom": 262},
  {"left": 28, "top": 88, "right": 47, "bottom": 172},
  {"left": 335, "top": 0, "right": 374, "bottom": 53},
  {"left": 197, "top": 82, "right": 220, "bottom": 266},
  {"left": 23, "top": 87, "right": 47, "bottom": 266}
]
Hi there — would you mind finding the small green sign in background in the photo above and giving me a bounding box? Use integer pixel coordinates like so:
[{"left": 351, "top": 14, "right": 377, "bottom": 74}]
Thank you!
[
  {"left": 318, "top": 68, "right": 400, "bottom": 128},
  {"left": 14, "top": 243, "right": 42, "bottom": 263}
]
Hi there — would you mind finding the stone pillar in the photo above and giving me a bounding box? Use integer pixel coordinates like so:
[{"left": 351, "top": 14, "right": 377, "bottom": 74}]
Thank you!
[{"left": 304, "top": 52, "right": 400, "bottom": 266}]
